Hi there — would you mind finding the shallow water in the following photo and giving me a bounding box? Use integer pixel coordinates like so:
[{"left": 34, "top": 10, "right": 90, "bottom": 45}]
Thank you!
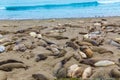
[{"left": 0, "top": 0, "right": 120, "bottom": 19}]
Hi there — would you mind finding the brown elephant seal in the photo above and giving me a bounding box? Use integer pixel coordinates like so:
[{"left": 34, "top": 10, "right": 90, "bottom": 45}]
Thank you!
[
  {"left": 110, "top": 68, "right": 120, "bottom": 78},
  {"left": 90, "top": 68, "right": 111, "bottom": 79},
  {"left": 32, "top": 74, "right": 48, "bottom": 80},
  {"left": 80, "top": 59, "right": 98, "bottom": 66},
  {"left": 35, "top": 54, "right": 47, "bottom": 62},
  {"left": 0, "top": 63, "right": 27, "bottom": 71},
  {"left": 66, "top": 41, "right": 78, "bottom": 50},
  {"left": 55, "top": 67, "right": 67, "bottom": 79},
  {"left": 0, "top": 59, "right": 23, "bottom": 66}
]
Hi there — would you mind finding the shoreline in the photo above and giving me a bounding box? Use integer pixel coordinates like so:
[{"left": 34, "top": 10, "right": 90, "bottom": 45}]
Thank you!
[{"left": 0, "top": 16, "right": 120, "bottom": 21}]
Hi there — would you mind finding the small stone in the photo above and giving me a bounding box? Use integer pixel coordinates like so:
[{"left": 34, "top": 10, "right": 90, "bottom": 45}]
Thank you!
[
  {"left": 0, "top": 45, "right": 5, "bottom": 53},
  {"left": 29, "top": 32, "right": 37, "bottom": 38}
]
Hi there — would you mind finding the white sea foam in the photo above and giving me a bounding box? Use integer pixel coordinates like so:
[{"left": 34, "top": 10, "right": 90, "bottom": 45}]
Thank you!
[
  {"left": 0, "top": 7, "right": 6, "bottom": 10},
  {"left": 98, "top": 0, "right": 120, "bottom": 4}
]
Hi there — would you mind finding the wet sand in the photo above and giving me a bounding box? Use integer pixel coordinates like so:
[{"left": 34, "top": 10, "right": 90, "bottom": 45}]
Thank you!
[{"left": 0, "top": 17, "right": 120, "bottom": 80}]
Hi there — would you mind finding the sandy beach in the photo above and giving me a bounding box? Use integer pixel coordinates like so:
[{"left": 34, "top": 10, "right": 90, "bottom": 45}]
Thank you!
[{"left": 0, "top": 17, "right": 120, "bottom": 80}]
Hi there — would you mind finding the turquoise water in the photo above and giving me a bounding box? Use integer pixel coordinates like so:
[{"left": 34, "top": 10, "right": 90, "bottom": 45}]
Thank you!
[{"left": 0, "top": 0, "right": 120, "bottom": 19}]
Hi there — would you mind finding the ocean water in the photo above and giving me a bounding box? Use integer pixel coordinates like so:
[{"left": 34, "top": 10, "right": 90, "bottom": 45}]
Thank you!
[{"left": 0, "top": 0, "right": 120, "bottom": 19}]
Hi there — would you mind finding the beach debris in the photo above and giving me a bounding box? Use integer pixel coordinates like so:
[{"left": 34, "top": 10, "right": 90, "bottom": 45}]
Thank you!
[
  {"left": 0, "top": 45, "right": 5, "bottom": 53},
  {"left": 0, "top": 71, "right": 7, "bottom": 80},
  {"left": 80, "top": 46, "right": 93, "bottom": 58},
  {"left": 0, "top": 63, "right": 27, "bottom": 71},
  {"left": 82, "top": 67, "right": 92, "bottom": 79},
  {"left": 32, "top": 73, "right": 48, "bottom": 80},
  {"left": 35, "top": 54, "right": 48, "bottom": 62},
  {"left": 110, "top": 68, "right": 120, "bottom": 78},
  {"left": 29, "top": 32, "right": 37, "bottom": 38},
  {"left": 13, "top": 44, "right": 27, "bottom": 52},
  {"left": 94, "top": 60, "right": 115, "bottom": 67},
  {"left": 78, "top": 51, "right": 87, "bottom": 59}
]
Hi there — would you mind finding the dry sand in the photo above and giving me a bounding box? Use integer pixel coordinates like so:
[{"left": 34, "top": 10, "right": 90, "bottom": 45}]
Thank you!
[{"left": 0, "top": 17, "right": 120, "bottom": 80}]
